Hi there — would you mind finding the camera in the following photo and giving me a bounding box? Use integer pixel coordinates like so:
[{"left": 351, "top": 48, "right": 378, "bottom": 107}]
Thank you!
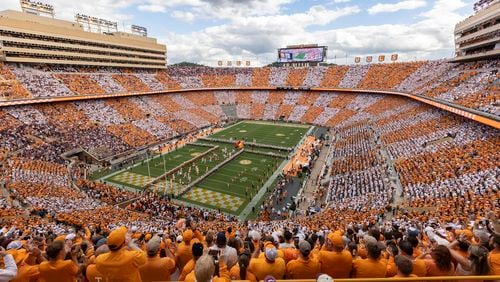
[{"left": 208, "top": 249, "right": 221, "bottom": 261}]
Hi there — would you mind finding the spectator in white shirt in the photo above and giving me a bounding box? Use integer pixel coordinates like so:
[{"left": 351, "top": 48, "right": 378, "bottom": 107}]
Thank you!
[
  {"left": 209, "top": 232, "right": 238, "bottom": 270},
  {"left": 0, "top": 247, "right": 17, "bottom": 282}
]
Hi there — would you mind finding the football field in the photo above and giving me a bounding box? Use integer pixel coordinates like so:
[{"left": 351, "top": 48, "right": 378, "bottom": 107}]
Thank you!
[
  {"left": 181, "top": 151, "right": 282, "bottom": 214},
  {"left": 105, "top": 144, "right": 216, "bottom": 189},
  {"left": 99, "top": 120, "right": 312, "bottom": 217},
  {"left": 209, "top": 120, "right": 309, "bottom": 148}
]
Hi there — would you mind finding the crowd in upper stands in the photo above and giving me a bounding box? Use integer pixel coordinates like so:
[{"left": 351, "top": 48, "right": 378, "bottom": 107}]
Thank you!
[{"left": 0, "top": 60, "right": 497, "bottom": 116}]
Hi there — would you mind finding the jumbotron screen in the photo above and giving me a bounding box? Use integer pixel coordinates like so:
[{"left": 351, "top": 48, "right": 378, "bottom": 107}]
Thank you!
[{"left": 278, "top": 46, "right": 327, "bottom": 62}]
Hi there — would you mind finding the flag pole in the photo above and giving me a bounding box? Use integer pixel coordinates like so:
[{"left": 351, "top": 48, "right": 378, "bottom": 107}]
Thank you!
[{"left": 147, "top": 152, "right": 151, "bottom": 179}]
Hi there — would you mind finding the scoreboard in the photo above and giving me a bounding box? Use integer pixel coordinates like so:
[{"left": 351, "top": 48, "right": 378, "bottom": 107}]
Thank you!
[{"left": 278, "top": 46, "right": 327, "bottom": 63}]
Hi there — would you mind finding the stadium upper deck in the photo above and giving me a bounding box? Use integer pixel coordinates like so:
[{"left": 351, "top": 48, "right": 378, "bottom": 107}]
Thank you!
[
  {"left": 0, "top": 60, "right": 497, "bottom": 129},
  {"left": 453, "top": 0, "right": 500, "bottom": 61}
]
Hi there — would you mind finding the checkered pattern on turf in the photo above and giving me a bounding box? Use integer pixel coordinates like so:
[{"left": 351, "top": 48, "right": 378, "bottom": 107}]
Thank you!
[
  {"left": 110, "top": 171, "right": 154, "bottom": 188},
  {"left": 184, "top": 187, "right": 244, "bottom": 211},
  {"left": 153, "top": 181, "right": 185, "bottom": 196}
]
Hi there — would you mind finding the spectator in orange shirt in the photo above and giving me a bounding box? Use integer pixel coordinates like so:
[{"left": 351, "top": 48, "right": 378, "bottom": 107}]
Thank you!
[
  {"left": 393, "top": 255, "right": 417, "bottom": 278},
  {"left": 352, "top": 242, "right": 387, "bottom": 278},
  {"left": 95, "top": 226, "right": 147, "bottom": 282},
  {"left": 318, "top": 232, "right": 353, "bottom": 278},
  {"left": 185, "top": 254, "right": 230, "bottom": 282},
  {"left": 86, "top": 244, "right": 109, "bottom": 282},
  {"left": 248, "top": 243, "right": 286, "bottom": 280},
  {"left": 179, "top": 242, "right": 204, "bottom": 281},
  {"left": 139, "top": 235, "right": 176, "bottom": 282},
  {"left": 422, "top": 245, "right": 455, "bottom": 277},
  {"left": 398, "top": 239, "right": 426, "bottom": 277},
  {"left": 230, "top": 251, "right": 257, "bottom": 282},
  {"left": 38, "top": 240, "right": 81, "bottom": 282},
  {"left": 489, "top": 234, "right": 500, "bottom": 275},
  {"left": 176, "top": 229, "right": 194, "bottom": 271},
  {"left": 385, "top": 241, "right": 399, "bottom": 277},
  {"left": 286, "top": 240, "right": 320, "bottom": 279},
  {"left": 11, "top": 243, "right": 45, "bottom": 282}
]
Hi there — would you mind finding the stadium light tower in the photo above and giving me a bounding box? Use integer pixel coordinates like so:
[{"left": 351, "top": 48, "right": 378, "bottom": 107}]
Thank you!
[
  {"left": 75, "top": 14, "right": 118, "bottom": 34},
  {"left": 131, "top": 25, "right": 148, "bottom": 37},
  {"left": 20, "top": 0, "right": 55, "bottom": 18}
]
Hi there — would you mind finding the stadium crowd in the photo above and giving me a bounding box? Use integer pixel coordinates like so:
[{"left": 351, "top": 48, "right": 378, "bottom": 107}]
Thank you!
[
  {"left": 0, "top": 199, "right": 498, "bottom": 282},
  {"left": 0, "top": 59, "right": 498, "bottom": 281},
  {"left": 1, "top": 60, "right": 497, "bottom": 115}
]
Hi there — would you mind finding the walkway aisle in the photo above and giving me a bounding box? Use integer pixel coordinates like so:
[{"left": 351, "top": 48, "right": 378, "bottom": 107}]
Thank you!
[
  {"left": 298, "top": 131, "right": 335, "bottom": 213},
  {"left": 1, "top": 179, "right": 21, "bottom": 208},
  {"left": 370, "top": 125, "right": 405, "bottom": 208}
]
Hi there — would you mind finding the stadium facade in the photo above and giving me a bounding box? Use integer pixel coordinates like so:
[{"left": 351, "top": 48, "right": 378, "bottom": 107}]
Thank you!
[
  {"left": 453, "top": 0, "right": 500, "bottom": 61},
  {"left": 0, "top": 10, "right": 166, "bottom": 69}
]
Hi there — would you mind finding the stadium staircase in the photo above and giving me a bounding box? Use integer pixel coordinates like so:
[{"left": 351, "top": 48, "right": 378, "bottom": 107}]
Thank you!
[
  {"left": 299, "top": 136, "right": 333, "bottom": 213},
  {"left": 1, "top": 187, "right": 22, "bottom": 209},
  {"left": 370, "top": 125, "right": 405, "bottom": 207},
  {"left": 1, "top": 183, "right": 11, "bottom": 204}
]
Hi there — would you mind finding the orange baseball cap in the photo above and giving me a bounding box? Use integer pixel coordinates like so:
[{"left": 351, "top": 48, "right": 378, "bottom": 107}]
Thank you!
[
  {"left": 183, "top": 229, "right": 193, "bottom": 243},
  {"left": 455, "top": 229, "right": 473, "bottom": 240},
  {"left": 107, "top": 226, "right": 127, "bottom": 249},
  {"left": 328, "top": 233, "right": 344, "bottom": 247}
]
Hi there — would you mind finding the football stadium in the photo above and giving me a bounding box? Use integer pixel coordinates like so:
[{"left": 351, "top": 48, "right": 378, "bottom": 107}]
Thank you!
[{"left": 0, "top": 0, "right": 498, "bottom": 281}]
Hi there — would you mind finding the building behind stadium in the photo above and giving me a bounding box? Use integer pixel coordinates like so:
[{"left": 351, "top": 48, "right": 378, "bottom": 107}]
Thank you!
[
  {"left": 453, "top": 0, "right": 500, "bottom": 61},
  {"left": 0, "top": 5, "right": 166, "bottom": 69}
]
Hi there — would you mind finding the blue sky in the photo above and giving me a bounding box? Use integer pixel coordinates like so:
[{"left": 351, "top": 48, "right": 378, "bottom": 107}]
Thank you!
[{"left": 2, "top": 0, "right": 475, "bottom": 66}]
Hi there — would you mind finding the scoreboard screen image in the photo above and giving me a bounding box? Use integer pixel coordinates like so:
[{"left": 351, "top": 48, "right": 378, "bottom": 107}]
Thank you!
[{"left": 278, "top": 47, "right": 326, "bottom": 62}]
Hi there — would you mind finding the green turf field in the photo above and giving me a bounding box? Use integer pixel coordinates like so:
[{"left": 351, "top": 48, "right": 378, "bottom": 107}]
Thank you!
[
  {"left": 181, "top": 152, "right": 282, "bottom": 214},
  {"left": 105, "top": 144, "right": 228, "bottom": 189},
  {"left": 209, "top": 120, "right": 310, "bottom": 148},
  {"left": 99, "top": 121, "right": 312, "bottom": 217}
]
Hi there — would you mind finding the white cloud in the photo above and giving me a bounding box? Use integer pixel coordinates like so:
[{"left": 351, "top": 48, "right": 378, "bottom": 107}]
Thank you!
[
  {"left": 1, "top": 0, "right": 20, "bottom": 11},
  {"left": 171, "top": 11, "right": 196, "bottom": 22},
  {"left": 191, "top": 0, "right": 294, "bottom": 19},
  {"left": 368, "top": 0, "right": 427, "bottom": 14},
  {"left": 138, "top": 4, "right": 166, "bottom": 13},
  {"left": 238, "top": 5, "right": 361, "bottom": 28},
  {"left": 138, "top": 0, "right": 203, "bottom": 12},
  {"left": 1, "top": 0, "right": 471, "bottom": 66},
  {"left": 162, "top": 4, "right": 360, "bottom": 65},
  {"left": 163, "top": 0, "right": 469, "bottom": 65},
  {"left": 138, "top": 0, "right": 293, "bottom": 19},
  {"left": 332, "top": 0, "right": 351, "bottom": 3}
]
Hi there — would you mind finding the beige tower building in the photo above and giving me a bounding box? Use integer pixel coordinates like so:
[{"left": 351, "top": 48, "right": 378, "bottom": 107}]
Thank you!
[
  {"left": 453, "top": 0, "right": 500, "bottom": 61},
  {"left": 0, "top": 9, "right": 166, "bottom": 69}
]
